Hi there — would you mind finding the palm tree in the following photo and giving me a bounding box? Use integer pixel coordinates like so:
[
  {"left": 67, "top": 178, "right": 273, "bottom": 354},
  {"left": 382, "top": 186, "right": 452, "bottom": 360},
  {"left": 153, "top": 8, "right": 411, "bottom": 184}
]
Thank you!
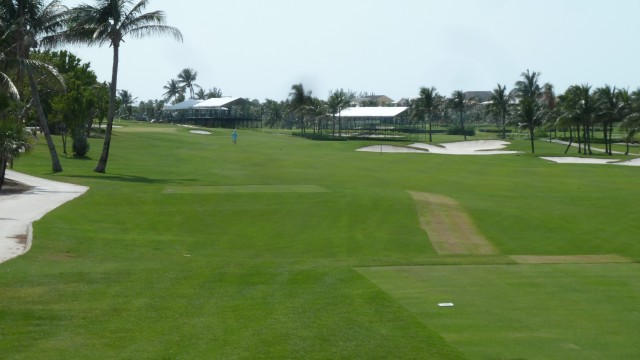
[
  {"left": 555, "top": 84, "right": 597, "bottom": 154},
  {"left": 620, "top": 89, "right": 640, "bottom": 155},
  {"left": 306, "top": 97, "right": 328, "bottom": 134},
  {"left": 289, "top": 83, "right": 312, "bottom": 134},
  {"left": 117, "top": 89, "right": 135, "bottom": 119},
  {"left": 66, "top": 0, "right": 183, "bottom": 173},
  {"left": 262, "top": 99, "right": 283, "bottom": 129},
  {"left": 556, "top": 87, "right": 582, "bottom": 153},
  {"left": 542, "top": 83, "right": 556, "bottom": 141},
  {"left": 487, "top": 84, "right": 512, "bottom": 139},
  {"left": 2, "top": 0, "right": 68, "bottom": 172},
  {"left": 595, "top": 85, "right": 628, "bottom": 155},
  {"left": 417, "top": 86, "right": 439, "bottom": 142},
  {"left": 205, "top": 87, "right": 222, "bottom": 99},
  {"left": 177, "top": 67, "right": 199, "bottom": 99},
  {"left": 514, "top": 70, "right": 544, "bottom": 153},
  {"left": 194, "top": 87, "right": 205, "bottom": 100},
  {"left": 0, "top": 88, "right": 33, "bottom": 189},
  {"left": 327, "top": 88, "right": 350, "bottom": 137},
  {"left": 0, "top": 117, "right": 32, "bottom": 190},
  {"left": 574, "top": 84, "right": 596, "bottom": 155},
  {"left": 162, "top": 78, "right": 183, "bottom": 104},
  {"left": 449, "top": 90, "right": 467, "bottom": 140}
]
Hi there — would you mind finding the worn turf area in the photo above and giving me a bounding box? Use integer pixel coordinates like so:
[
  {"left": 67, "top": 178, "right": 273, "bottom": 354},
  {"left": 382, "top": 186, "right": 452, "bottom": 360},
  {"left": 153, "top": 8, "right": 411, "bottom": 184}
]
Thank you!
[{"left": 409, "top": 191, "right": 498, "bottom": 255}]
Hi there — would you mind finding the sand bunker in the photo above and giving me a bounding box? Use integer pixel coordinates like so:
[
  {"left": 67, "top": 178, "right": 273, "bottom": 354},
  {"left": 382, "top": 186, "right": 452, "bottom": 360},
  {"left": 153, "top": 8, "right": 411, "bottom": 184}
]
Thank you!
[
  {"left": 356, "top": 145, "right": 428, "bottom": 153},
  {"left": 541, "top": 157, "right": 640, "bottom": 166},
  {"left": 357, "top": 140, "right": 518, "bottom": 155},
  {"left": 0, "top": 171, "right": 88, "bottom": 263},
  {"left": 189, "top": 130, "right": 212, "bottom": 135}
]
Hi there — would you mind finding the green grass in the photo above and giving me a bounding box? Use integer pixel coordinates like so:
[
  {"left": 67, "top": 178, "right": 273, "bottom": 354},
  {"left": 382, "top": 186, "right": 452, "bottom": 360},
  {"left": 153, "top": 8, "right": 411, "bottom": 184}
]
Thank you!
[
  {"left": 1, "top": 122, "right": 639, "bottom": 359},
  {"left": 358, "top": 264, "right": 640, "bottom": 360}
]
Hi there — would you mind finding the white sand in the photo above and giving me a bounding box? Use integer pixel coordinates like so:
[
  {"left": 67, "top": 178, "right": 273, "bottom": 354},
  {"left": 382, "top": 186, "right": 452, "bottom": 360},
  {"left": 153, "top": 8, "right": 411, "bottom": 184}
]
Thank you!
[
  {"left": 614, "top": 158, "right": 640, "bottom": 166},
  {"left": 357, "top": 140, "right": 519, "bottom": 155},
  {"left": 541, "top": 157, "right": 640, "bottom": 166},
  {"left": 0, "top": 171, "right": 88, "bottom": 264},
  {"left": 551, "top": 140, "right": 625, "bottom": 154},
  {"left": 356, "top": 145, "right": 429, "bottom": 153},
  {"left": 540, "top": 157, "right": 617, "bottom": 165},
  {"left": 189, "top": 130, "right": 212, "bottom": 135}
]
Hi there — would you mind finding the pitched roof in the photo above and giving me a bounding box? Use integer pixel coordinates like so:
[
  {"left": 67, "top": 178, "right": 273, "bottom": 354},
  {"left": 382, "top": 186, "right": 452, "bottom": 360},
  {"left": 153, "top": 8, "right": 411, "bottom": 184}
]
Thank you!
[
  {"left": 164, "top": 99, "right": 203, "bottom": 110},
  {"left": 339, "top": 107, "right": 408, "bottom": 117},
  {"left": 193, "top": 97, "right": 243, "bottom": 108}
]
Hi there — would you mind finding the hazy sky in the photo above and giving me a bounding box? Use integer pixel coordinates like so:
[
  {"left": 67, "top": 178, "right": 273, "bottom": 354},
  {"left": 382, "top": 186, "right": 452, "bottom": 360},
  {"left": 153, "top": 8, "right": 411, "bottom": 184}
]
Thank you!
[{"left": 62, "top": 0, "right": 640, "bottom": 103}]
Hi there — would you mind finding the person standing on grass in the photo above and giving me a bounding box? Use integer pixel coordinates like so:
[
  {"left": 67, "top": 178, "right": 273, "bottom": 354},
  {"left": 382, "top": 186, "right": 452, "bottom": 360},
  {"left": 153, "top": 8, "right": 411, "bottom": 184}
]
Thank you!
[{"left": 231, "top": 129, "right": 238, "bottom": 144}]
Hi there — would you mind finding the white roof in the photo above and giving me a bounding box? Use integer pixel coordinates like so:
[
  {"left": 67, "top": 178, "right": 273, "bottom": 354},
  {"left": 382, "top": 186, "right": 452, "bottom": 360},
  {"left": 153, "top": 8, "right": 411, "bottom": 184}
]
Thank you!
[
  {"left": 164, "top": 99, "right": 203, "bottom": 110},
  {"left": 193, "top": 97, "right": 241, "bottom": 108},
  {"left": 339, "top": 107, "right": 408, "bottom": 117}
]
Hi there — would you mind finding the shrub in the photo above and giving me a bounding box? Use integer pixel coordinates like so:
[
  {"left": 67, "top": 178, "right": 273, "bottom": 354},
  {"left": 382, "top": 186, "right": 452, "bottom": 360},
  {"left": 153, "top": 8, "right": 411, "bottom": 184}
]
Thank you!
[
  {"left": 446, "top": 125, "right": 475, "bottom": 136},
  {"left": 72, "top": 129, "right": 90, "bottom": 157}
]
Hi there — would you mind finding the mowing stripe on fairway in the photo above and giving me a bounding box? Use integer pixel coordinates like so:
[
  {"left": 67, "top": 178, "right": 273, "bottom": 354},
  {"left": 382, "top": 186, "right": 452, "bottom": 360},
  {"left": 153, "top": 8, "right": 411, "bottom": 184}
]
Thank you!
[
  {"left": 356, "top": 263, "right": 640, "bottom": 360},
  {"left": 408, "top": 191, "right": 499, "bottom": 255},
  {"left": 163, "top": 185, "right": 329, "bottom": 194},
  {"left": 511, "top": 254, "right": 632, "bottom": 264}
]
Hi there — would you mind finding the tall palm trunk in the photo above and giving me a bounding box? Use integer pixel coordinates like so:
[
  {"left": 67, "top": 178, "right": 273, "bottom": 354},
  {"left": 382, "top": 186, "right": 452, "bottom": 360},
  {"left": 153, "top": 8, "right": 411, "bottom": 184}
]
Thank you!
[
  {"left": 528, "top": 126, "right": 535, "bottom": 153},
  {"left": 564, "top": 126, "right": 573, "bottom": 154},
  {"left": 584, "top": 122, "right": 592, "bottom": 155},
  {"left": 0, "top": 155, "right": 7, "bottom": 190},
  {"left": 95, "top": 41, "right": 119, "bottom": 173},
  {"left": 459, "top": 111, "right": 466, "bottom": 141},
  {"left": 602, "top": 121, "right": 609, "bottom": 154},
  {"left": 608, "top": 122, "right": 614, "bottom": 155},
  {"left": 27, "top": 70, "right": 62, "bottom": 172},
  {"left": 427, "top": 111, "right": 433, "bottom": 142},
  {"left": 576, "top": 124, "right": 582, "bottom": 154}
]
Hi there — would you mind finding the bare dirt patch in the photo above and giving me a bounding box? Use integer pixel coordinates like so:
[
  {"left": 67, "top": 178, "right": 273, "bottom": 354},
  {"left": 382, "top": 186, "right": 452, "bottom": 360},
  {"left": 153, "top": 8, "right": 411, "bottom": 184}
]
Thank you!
[
  {"left": 511, "top": 254, "right": 632, "bottom": 264},
  {"left": 408, "top": 191, "right": 498, "bottom": 255},
  {"left": 10, "top": 234, "right": 27, "bottom": 245}
]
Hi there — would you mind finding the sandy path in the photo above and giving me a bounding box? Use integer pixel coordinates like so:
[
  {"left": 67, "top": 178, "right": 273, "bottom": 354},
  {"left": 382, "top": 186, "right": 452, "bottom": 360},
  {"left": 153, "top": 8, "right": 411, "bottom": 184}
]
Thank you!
[{"left": 0, "top": 170, "right": 88, "bottom": 263}]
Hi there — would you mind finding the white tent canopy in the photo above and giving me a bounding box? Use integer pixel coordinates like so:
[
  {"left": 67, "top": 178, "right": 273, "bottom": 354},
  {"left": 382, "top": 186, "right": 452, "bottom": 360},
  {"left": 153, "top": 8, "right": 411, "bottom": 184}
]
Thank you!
[
  {"left": 339, "top": 107, "right": 408, "bottom": 118},
  {"left": 193, "top": 97, "right": 242, "bottom": 108},
  {"left": 164, "top": 99, "right": 203, "bottom": 110}
]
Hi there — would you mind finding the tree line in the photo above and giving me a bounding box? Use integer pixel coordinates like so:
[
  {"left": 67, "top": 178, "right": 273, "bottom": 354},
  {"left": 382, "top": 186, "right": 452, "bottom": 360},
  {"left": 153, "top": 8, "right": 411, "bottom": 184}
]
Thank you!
[
  {"left": 162, "top": 67, "right": 223, "bottom": 104},
  {"left": 258, "top": 72, "right": 640, "bottom": 155},
  {"left": 1, "top": 0, "right": 182, "bottom": 187},
  {"left": 410, "top": 70, "right": 640, "bottom": 154},
  {"left": 2, "top": 1, "right": 639, "bottom": 190}
]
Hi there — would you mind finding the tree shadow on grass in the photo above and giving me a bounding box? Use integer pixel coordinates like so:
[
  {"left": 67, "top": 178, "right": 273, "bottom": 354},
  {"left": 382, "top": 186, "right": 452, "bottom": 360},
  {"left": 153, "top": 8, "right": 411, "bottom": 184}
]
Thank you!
[{"left": 67, "top": 173, "right": 198, "bottom": 185}]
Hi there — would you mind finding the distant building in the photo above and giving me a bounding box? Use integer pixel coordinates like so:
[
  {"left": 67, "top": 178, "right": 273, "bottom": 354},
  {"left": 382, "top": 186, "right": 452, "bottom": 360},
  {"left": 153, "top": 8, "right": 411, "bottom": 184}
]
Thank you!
[
  {"left": 338, "top": 106, "right": 410, "bottom": 138},
  {"left": 463, "top": 91, "right": 492, "bottom": 102},
  {"left": 352, "top": 95, "right": 395, "bottom": 107},
  {"left": 395, "top": 97, "right": 418, "bottom": 107},
  {"left": 163, "top": 97, "right": 260, "bottom": 128}
]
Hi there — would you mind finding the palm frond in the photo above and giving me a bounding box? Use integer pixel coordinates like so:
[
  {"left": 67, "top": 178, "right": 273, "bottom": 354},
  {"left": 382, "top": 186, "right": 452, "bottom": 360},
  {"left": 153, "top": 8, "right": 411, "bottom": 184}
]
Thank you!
[{"left": 0, "top": 71, "right": 20, "bottom": 100}]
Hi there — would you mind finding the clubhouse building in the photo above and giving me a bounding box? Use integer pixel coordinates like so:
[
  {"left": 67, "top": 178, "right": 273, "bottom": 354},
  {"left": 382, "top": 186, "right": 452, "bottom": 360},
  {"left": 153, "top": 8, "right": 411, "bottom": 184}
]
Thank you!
[{"left": 162, "top": 97, "right": 260, "bottom": 128}]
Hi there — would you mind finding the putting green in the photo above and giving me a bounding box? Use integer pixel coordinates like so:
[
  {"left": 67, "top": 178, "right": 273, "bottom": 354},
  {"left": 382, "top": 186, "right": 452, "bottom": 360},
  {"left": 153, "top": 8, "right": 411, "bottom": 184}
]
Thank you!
[{"left": 357, "top": 263, "right": 640, "bottom": 359}]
